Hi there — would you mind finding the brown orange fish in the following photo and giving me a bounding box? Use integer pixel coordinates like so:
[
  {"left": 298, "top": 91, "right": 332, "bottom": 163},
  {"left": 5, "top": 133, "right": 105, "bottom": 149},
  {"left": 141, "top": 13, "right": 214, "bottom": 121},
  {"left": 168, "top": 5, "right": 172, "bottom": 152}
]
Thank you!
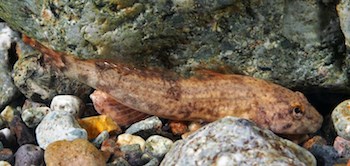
[{"left": 23, "top": 35, "right": 323, "bottom": 134}]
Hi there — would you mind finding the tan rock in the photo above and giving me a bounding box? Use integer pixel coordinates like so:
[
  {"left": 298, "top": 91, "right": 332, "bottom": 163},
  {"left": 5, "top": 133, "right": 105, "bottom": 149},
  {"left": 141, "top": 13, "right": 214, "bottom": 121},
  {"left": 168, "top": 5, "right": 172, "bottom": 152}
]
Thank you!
[{"left": 45, "top": 139, "right": 106, "bottom": 166}]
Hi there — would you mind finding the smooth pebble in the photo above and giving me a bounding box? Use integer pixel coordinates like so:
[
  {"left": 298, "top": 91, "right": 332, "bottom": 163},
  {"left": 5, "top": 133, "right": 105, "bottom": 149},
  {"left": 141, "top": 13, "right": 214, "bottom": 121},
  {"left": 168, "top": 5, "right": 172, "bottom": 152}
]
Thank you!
[
  {"left": 35, "top": 111, "right": 87, "bottom": 149},
  {"left": 78, "top": 115, "right": 121, "bottom": 139},
  {"left": 45, "top": 139, "right": 106, "bottom": 166},
  {"left": 117, "top": 134, "right": 145, "bottom": 151},
  {"left": 15, "top": 144, "right": 44, "bottom": 166},
  {"left": 50, "top": 95, "right": 84, "bottom": 118},
  {"left": 145, "top": 135, "right": 173, "bottom": 159},
  {"left": 125, "top": 116, "right": 162, "bottom": 137},
  {"left": 332, "top": 99, "right": 350, "bottom": 140}
]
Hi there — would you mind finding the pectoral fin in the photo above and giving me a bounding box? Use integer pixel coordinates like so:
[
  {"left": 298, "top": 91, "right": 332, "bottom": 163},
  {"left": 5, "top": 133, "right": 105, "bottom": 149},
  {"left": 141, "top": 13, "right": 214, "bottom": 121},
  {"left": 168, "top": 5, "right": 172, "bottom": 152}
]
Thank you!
[{"left": 90, "top": 90, "right": 150, "bottom": 126}]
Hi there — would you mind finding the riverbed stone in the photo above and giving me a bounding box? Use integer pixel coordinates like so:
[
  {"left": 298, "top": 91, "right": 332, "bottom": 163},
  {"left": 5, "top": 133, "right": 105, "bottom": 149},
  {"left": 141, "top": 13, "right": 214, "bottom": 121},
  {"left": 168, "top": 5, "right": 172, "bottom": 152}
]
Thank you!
[
  {"left": 0, "top": 23, "right": 19, "bottom": 109},
  {"left": 145, "top": 135, "right": 173, "bottom": 159},
  {"left": 35, "top": 111, "right": 88, "bottom": 149},
  {"left": 9, "top": 116, "right": 35, "bottom": 146},
  {"left": 15, "top": 144, "right": 44, "bottom": 166},
  {"left": 50, "top": 95, "right": 84, "bottom": 118},
  {"left": 125, "top": 116, "right": 162, "bottom": 138},
  {"left": 161, "top": 117, "right": 316, "bottom": 166},
  {"left": 78, "top": 115, "right": 121, "bottom": 139},
  {"left": 0, "top": 1, "right": 347, "bottom": 93},
  {"left": 21, "top": 106, "right": 50, "bottom": 128},
  {"left": 45, "top": 139, "right": 106, "bottom": 166},
  {"left": 332, "top": 99, "right": 350, "bottom": 140}
]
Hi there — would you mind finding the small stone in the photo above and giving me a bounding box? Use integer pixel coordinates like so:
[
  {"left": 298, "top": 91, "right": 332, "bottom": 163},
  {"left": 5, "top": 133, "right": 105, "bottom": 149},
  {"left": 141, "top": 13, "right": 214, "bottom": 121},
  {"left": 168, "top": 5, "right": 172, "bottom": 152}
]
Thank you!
[
  {"left": 78, "top": 115, "right": 121, "bottom": 139},
  {"left": 334, "top": 136, "right": 350, "bottom": 158},
  {"left": 308, "top": 144, "right": 339, "bottom": 166},
  {"left": 50, "top": 95, "right": 84, "bottom": 118},
  {"left": 144, "top": 157, "right": 159, "bottom": 166},
  {"left": 1, "top": 106, "right": 16, "bottom": 123},
  {"left": 15, "top": 144, "right": 44, "bottom": 166},
  {"left": 92, "top": 131, "right": 109, "bottom": 148},
  {"left": 90, "top": 90, "right": 149, "bottom": 126},
  {"left": 0, "top": 161, "right": 11, "bottom": 166},
  {"left": 145, "top": 135, "right": 173, "bottom": 159},
  {"left": 161, "top": 117, "right": 316, "bottom": 165},
  {"left": 0, "top": 148, "right": 13, "bottom": 164},
  {"left": 35, "top": 111, "right": 87, "bottom": 149},
  {"left": 0, "top": 128, "right": 16, "bottom": 148},
  {"left": 332, "top": 100, "right": 350, "bottom": 140},
  {"left": 9, "top": 116, "right": 35, "bottom": 146},
  {"left": 21, "top": 106, "right": 50, "bottom": 128},
  {"left": 169, "top": 121, "right": 188, "bottom": 135},
  {"left": 45, "top": 139, "right": 106, "bottom": 166},
  {"left": 21, "top": 99, "right": 46, "bottom": 110},
  {"left": 182, "top": 122, "right": 203, "bottom": 139},
  {"left": 117, "top": 134, "right": 146, "bottom": 151},
  {"left": 125, "top": 116, "right": 162, "bottom": 138},
  {"left": 303, "top": 135, "right": 327, "bottom": 150},
  {"left": 107, "top": 157, "right": 130, "bottom": 166},
  {"left": 120, "top": 144, "right": 148, "bottom": 166}
]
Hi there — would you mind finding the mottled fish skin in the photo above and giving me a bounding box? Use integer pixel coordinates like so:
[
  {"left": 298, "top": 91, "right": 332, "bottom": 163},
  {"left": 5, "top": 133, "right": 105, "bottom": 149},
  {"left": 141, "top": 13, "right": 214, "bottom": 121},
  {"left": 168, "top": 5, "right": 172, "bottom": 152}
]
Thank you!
[{"left": 23, "top": 36, "right": 323, "bottom": 135}]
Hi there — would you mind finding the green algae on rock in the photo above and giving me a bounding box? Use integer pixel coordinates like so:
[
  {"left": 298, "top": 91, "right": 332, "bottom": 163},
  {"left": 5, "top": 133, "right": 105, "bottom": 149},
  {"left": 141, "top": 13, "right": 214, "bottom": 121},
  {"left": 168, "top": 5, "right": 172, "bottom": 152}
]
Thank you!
[{"left": 0, "top": 0, "right": 348, "bottom": 92}]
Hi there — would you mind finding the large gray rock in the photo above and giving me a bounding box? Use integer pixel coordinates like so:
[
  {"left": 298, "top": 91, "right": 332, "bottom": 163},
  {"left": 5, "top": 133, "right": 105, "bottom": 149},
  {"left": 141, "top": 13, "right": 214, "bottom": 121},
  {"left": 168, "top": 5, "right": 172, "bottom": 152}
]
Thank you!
[
  {"left": 0, "top": 0, "right": 347, "bottom": 92},
  {"left": 0, "top": 23, "right": 19, "bottom": 108},
  {"left": 161, "top": 117, "right": 316, "bottom": 166}
]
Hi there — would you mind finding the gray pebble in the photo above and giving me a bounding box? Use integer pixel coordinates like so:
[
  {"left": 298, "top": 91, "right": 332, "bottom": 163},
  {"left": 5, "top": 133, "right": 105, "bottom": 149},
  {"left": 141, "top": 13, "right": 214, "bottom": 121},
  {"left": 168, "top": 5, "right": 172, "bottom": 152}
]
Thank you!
[
  {"left": 35, "top": 111, "right": 87, "bottom": 149},
  {"left": 125, "top": 116, "right": 162, "bottom": 137},
  {"left": 15, "top": 144, "right": 44, "bottom": 166},
  {"left": 145, "top": 135, "right": 173, "bottom": 159},
  {"left": 21, "top": 106, "right": 50, "bottom": 128},
  {"left": 91, "top": 130, "right": 109, "bottom": 148}
]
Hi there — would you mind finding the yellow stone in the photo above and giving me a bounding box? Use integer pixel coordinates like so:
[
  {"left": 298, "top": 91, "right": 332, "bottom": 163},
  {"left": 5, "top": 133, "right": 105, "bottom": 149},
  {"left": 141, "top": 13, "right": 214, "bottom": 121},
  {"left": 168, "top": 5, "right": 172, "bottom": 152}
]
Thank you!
[
  {"left": 45, "top": 139, "right": 106, "bottom": 166},
  {"left": 78, "top": 115, "right": 121, "bottom": 139},
  {"left": 1, "top": 106, "right": 15, "bottom": 123}
]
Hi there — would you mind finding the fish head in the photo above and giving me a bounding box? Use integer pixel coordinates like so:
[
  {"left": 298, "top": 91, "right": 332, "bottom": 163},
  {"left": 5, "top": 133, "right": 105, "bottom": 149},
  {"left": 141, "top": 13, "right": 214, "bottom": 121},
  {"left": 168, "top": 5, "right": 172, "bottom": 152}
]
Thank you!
[{"left": 266, "top": 91, "right": 323, "bottom": 135}]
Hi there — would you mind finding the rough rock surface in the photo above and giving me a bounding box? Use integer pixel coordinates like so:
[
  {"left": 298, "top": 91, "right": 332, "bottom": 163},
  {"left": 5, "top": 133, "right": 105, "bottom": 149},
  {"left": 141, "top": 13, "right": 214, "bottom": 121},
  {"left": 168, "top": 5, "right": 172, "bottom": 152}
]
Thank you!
[
  {"left": 13, "top": 41, "right": 92, "bottom": 102},
  {"left": 0, "top": 23, "right": 19, "bottom": 108},
  {"left": 161, "top": 117, "right": 316, "bottom": 166},
  {"left": 332, "top": 99, "right": 350, "bottom": 140},
  {"left": 0, "top": 1, "right": 347, "bottom": 92}
]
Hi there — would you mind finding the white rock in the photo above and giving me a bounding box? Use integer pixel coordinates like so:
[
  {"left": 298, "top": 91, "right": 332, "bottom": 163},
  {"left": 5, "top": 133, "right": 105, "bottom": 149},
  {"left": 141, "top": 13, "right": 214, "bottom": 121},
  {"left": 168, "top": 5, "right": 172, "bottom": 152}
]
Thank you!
[
  {"left": 50, "top": 95, "right": 84, "bottom": 118},
  {"left": 145, "top": 135, "right": 173, "bottom": 159},
  {"left": 117, "top": 133, "right": 146, "bottom": 151},
  {"left": 35, "top": 111, "right": 87, "bottom": 149}
]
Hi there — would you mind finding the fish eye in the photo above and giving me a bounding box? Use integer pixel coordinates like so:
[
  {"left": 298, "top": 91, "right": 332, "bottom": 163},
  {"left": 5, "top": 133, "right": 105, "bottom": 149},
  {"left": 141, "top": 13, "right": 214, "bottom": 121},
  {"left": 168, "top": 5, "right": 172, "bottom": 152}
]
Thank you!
[{"left": 292, "top": 106, "right": 303, "bottom": 119}]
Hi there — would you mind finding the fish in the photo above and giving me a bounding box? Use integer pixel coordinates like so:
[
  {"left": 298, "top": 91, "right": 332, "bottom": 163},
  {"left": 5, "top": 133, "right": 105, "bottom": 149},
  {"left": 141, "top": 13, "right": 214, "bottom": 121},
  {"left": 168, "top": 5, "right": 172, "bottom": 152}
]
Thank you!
[{"left": 22, "top": 35, "right": 323, "bottom": 134}]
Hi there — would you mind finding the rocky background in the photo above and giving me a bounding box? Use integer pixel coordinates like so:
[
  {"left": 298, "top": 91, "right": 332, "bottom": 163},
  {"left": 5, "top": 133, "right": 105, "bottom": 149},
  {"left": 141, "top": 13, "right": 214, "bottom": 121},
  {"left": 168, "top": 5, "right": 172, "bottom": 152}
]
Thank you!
[{"left": 0, "top": 0, "right": 350, "bottom": 165}]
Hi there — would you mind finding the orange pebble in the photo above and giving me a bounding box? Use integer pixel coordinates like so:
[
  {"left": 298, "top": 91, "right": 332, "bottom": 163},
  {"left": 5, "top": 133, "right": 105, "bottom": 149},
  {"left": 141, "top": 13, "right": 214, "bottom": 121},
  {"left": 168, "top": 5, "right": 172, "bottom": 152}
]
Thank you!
[
  {"left": 78, "top": 115, "right": 121, "bottom": 139},
  {"left": 169, "top": 121, "right": 188, "bottom": 135}
]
